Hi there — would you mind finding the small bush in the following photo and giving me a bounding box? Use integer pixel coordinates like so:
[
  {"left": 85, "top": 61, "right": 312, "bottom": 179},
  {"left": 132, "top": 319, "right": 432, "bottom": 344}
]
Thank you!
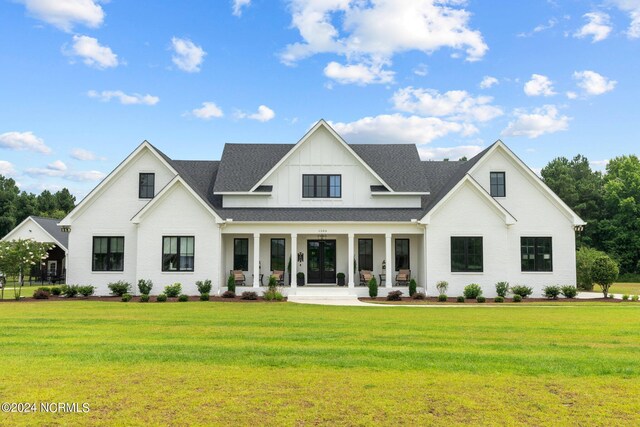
[
  {"left": 456, "top": 296, "right": 465, "bottom": 303},
  {"left": 463, "top": 283, "right": 482, "bottom": 299},
  {"left": 268, "top": 275, "right": 278, "bottom": 290},
  {"left": 632, "top": 295, "right": 639, "bottom": 302},
  {"left": 622, "top": 294, "right": 629, "bottom": 301},
  {"left": 495, "top": 281, "right": 510, "bottom": 298},
  {"left": 412, "top": 292, "right": 426, "bottom": 300},
  {"left": 50, "top": 286, "right": 62, "bottom": 296},
  {"left": 543, "top": 285, "right": 562, "bottom": 300},
  {"left": 199, "top": 293, "right": 210, "bottom": 301},
  {"left": 263, "top": 290, "right": 284, "bottom": 301},
  {"left": 477, "top": 296, "right": 486, "bottom": 303},
  {"left": 140, "top": 294, "right": 150, "bottom": 303},
  {"left": 387, "top": 290, "right": 403, "bottom": 301},
  {"left": 108, "top": 281, "right": 131, "bottom": 297},
  {"left": 137, "top": 279, "right": 153, "bottom": 295},
  {"left": 164, "top": 283, "right": 182, "bottom": 298},
  {"left": 62, "top": 285, "right": 79, "bottom": 298},
  {"left": 368, "top": 276, "right": 378, "bottom": 298},
  {"left": 408, "top": 279, "right": 417, "bottom": 297},
  {"left": 121, "top": 293, "right": 132, "bottom": 302},
  {"left": 222, "top": 290, "right": 236, "bottom": 298},
  {"left": 336, "top": 272, "right": 345, "bottom": 279},
  {"left": 37, "top": 286, "right": 51, "bottom": 293},
  {"left": 274, "top": 292, "right": 284, "bottom": 301},
  {"left": 494, "top": 296, "right": 504, "bottom": 303},
  {"left": 33, "top": 289, "right": 50, "bottom": 299},
  {"left": 513, "top": 294, "right": 522, "bottom": 302},
  {"left": 241, "top": 291, "right": 258, "bottom": 300},
  {"left": 438, "top": 294, "right": 447, "bottom": 302},
  {"left": 156, "top": 294, "right": 167, "bottom": 302},
  {"left": 227, "top": 275, "right": 236, "bottom": 293},
  {"left": 178, "top": 294, "right": 189, "bottom": 302},
  {"left": 511, "top": 285, "right": 533, "bottom": 298},
  {"left": 608, "top": 293, "right": 614, "bottom": 299},
  {"left": 561, "top": 285, "right": 577, "bottom": 299},
  {"left": 77, "top": 285, "right": 95, "bottom": 297},
  {"left": 436, "top": 280, "right": 448, "bottom": 296},
  {"left": 196, "top": 279, "right": 212, "bottom": 295}
]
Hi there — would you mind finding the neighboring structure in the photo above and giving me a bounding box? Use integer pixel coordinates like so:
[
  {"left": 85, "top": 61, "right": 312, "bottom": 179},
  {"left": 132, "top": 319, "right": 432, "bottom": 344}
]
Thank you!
[
  {"left": 58, "top": 120, "right": 585, "bottom": 297},
  {"left": 1, "top": 216, "right": 68, "bottom": 283}
]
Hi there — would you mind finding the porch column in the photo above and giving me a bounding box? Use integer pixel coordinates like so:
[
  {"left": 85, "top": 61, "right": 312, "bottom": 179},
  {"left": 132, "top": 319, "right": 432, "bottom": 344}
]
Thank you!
[
  {"left": 385, "top": 233, "right": 393, "bottom": 288},
  {"left": 290, "top": 234, "right": 297, "bottom": 288},
  {"left": 348, "top": 233, "right": 355, "bottom": 288},
  {"left": 253, "top": 233, "right": 260, "bottom": 288}
]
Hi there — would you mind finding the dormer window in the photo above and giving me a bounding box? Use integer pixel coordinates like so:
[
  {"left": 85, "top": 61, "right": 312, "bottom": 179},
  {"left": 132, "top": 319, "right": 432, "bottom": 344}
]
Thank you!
[
  {"left": 139, "top": 173, "right": 155, "bottom": 199},
  {"left": 490, "top": 172, "right": 505, "bottom": 197},
  {"left": 302, "top": 174, "right": 341, "bottom": 198}
]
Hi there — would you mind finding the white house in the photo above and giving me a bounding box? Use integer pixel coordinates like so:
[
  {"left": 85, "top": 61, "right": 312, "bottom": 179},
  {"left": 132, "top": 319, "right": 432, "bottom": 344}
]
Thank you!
[{"left": 58, "top": 120, "right": 585, "bottom": 297}]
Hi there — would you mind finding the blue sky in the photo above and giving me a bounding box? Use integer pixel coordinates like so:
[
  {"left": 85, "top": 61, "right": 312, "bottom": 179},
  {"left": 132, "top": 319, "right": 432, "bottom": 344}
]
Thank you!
[{"left": 1, "top": 0, "right": 639, "bottom": 198}]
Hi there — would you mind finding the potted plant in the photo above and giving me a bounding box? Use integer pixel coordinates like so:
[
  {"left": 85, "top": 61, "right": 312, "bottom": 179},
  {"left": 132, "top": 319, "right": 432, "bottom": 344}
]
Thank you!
[
  {"left": 337, "top": 272, "right": 346, "bottom": 286},
  {"left": 296, "top": 271, "right": 305, "bottom": 286}
]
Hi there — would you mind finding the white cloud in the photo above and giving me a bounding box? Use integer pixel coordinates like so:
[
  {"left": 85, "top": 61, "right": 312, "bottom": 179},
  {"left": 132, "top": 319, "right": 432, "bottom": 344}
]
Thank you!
[
  {"left": 232, "top": 0, "right": 251, "bottom": 17},
  {"left": 610, "top": 0, "right": 640, "bottom": 38},
  {"left": 573, "top": 70, "right": 617, "bottom": 95},
  {"left": 18, "top": 0, "right": 105, "bottom": 32},
  {"left": 70, "top": 148, "right": 104, "bottom": 161},
  {"left": 87, "top": 90, "right": 159, "bottom": 105},
  {"left": 189, "top": 102, "right": 224, "bottom": 120},
  {"left": 26, "top": 164, "right": 105, "bottom": 181},
  {"left": 329, "top": 114, "right": 477, "bottom": 145},
  {"left": 323, "top": 61, "right": 394, "bottom": 85},
  {"left": 170, "top": 37, "right": 206, "bottom": 73},
  {"left": 590, "top": 159, "right": 609, "bottom": 170},
  {"left": 391, "top": 87, "right": 503, "bottom": 122},
  {"left": 502, "top": 105, "right": 570, "bottom": 139},
  {"left": 479, "top": 76, "right": 499, "bottom": 89},
  {"left": 237, "top": 105, "right": 276, "bottom": 122},
  {"left": 524, "top": 74, "right": 556, "bottom": 97},
  {"left": 65, "top": 170, "right": 106, "bottom": 181},
  {"left": 517, "top": 18, "right": 559, "bottom": 37},
  {"left": 0, "top": 131, "right": 51, "bottom": 154},
  {"left": 48, "top": 160, "right": 67, "bottom": 172},
  {"left": 68, "top": 35, "right": 119, "bottom": 69},
  {"left": 566, "top": 91, "right": 578, "bottom": 99},
  {"left": 0, "top": 160, "right": 16, "bottom": 176},
  {"left": 574, "top": 12, "right": 612, "bottom": 42},
  {"left": 413, "top": 63, "right": 428, "bottom": 77},
  {"left": 418, "top": 145, "right": 484, "bottom": 160}
]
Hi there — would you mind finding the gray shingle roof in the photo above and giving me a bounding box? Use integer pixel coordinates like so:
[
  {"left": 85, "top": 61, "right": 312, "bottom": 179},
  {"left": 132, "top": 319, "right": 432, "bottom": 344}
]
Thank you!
[{"left": 31, "top": 216, "right": 69, "bottom": 249}]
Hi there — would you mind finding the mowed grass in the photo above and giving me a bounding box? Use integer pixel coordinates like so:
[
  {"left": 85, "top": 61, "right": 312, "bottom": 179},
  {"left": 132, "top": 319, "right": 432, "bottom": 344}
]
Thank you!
[
  {"left": 0, "top": 302, "right": 639, "bottom": 426},
  {"left": 608, "top": 282, "right": 640, "bottom": 295},
  {"left": 0, "top": 286, "right": 41, "bottom": 300}
]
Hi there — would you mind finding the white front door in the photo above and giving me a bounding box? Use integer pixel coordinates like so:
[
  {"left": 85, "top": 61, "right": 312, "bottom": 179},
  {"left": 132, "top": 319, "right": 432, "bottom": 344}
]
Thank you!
[{"left": 47, "top": 261, "right": 57, "bottom": 276}]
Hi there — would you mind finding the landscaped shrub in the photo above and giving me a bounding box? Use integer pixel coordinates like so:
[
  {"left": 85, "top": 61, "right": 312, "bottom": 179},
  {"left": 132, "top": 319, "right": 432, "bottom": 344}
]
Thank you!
[
  {"left": 37, "top": 286, "right": 51, "bottom": 293},
  {"left": 196, "top": 279, "right": 212, "bottom": 295},
  {"left": 476, "top": 296, "right": 486, "bottom": 303},
  {"left": 241, "top": 291, "right": 258, "bottom": 300},
  {"left": 199, "top": 293, "right": 210, "bottom": 301},
  {"left": 368, "top": 276, "right": 378, "bottom": 298},
  {"left": 222, "top": 290, "right": 236, "bottom": 298},
  {"left": 510, "top": 285, "right": 533, "bottom": 299},
  {"left": 140, "top": 294, "right": 150, "bottom": 303},
  {"left": 513, "top": 294, "right": 522, "bottom": 302},
  {"left": 77, "top": 285, "right": 95, "bottom": 297},
  {"left": 33, "top": 289, "right": 50, "bottom": 299},
  {"left": 495, "top": 281, "right": 510, "bottom": 298},
  {"left": 608, "top": 293, "right": 614, "bottom": 299},
  {"left": 108, "top": 281, "right": 131, "bottom": 297},
  {"left": 164, "top": 283, "right": 182, "bottom": 298},
  {"left": 156, "top": 294, "right": 167, "bottom": 302},
  {"left": 456, "top": 296, "right": 465, "bottom": 303},
  {"left": 622, "top": 294, "right": 629, "bottom": 301},
  {"left": 412, "top": 292, "right": 426, "bottom": 300},
  {"left": 438, "top": 294, "right": 447, "bottom": 302},
  {"left": 591, "top": 255, "right": 619, "bottom": 297},
  {"left": 227, "top": 274, "right": 236, "bottom": 293},
  {"left": 408, "top": 279, "right": 417, "bottom": 297},
  {"left": 632, "top": 295, "right": 639, "bottom": 302},
  {"left": 463, "top": 283, "right": 482, "bottom": 299},
  {"left": 268, "top": 275, "right": 278, "bottom": 290},
  {"left": 576, "top": 246, "right": 607, "bottom": 291},
  {"left": 436, "top": 281, "right": 448, "bottom": 295},
  {"left": 50, "top": 286, "right": 62, "bottom": 296},
  {"left": 62, "top": 285, "right": 79, "bottom": 298},
  {"left": 137, "top": 279, "right": 153, "bottom": 295},
  {"left": 178, "top": 294, "right": 189, "bottom": 302},
  {"left": 543, "top": 285, "right": 562, "bottom": 300},
  {"left": 494, "top": 296, "right": 504, "bottom": 303},
  {"left": 386, "top": 290, "right": 403, "bottom": 301},
  {"left": 121, "top": 293, "right": 132, "bottom": 302},
  {"left": 561, "top": 285, "right": 578, "bottom": 299},
  {"left": 263, "top": 290, "right": 284, "bottom": 301}
]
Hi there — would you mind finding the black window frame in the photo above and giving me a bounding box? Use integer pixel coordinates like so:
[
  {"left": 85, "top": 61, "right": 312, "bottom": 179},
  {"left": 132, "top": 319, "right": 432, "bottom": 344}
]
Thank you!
[
  {"left": 139, "top": 172, "right": 155, "bottom": 199},
  {"left": 302, "top": 174, "right": 342, "bottom": 198},
  {"left": 521, "top": 237, "right": 553, "bottom": 272},
  {"left": 358, "top": 238, "right": 373, "bottom": 271},
  {"left": 234, "top": 238, "right": 249, "bottom": 271},
  {"left": 490, "top": 171, "right": 505, "bottom": 197},
  {"left": 270, "top": 238, "right": 286, "bottom": 271},
  {"left": 92, "top": 236, "right": 125, "bottom": 272},
  {"left": 450, "top": 237, "right": 483, "bottom": 272},
  {"left": 162, "top": 236, "right": 195, "bottom": 272},
  {"left": 395, "top": 239, "right": 410, "bottom": 271}
]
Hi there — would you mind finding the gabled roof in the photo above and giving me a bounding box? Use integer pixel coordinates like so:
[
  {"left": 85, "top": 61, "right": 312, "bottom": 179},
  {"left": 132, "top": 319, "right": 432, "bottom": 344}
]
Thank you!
[{"left": 1, "top": 216, "right": 68, "bottom": 251}]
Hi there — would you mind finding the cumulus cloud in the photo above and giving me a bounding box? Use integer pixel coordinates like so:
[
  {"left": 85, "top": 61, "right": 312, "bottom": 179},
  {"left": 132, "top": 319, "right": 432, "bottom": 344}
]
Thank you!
[
  {"left": 391, "top": 87, "right": 503, "bottom": 123},
  {"left": 17, "top": 0, "right": 105, "bottom": 32},
  {"left": 236, "top": 105, "right": 275, "bottom": 122},
  {"left": 610, "top": 0, "right": 640, "bottom": 38},
  {"left": 418, "top": 145, "right": 484, "bottom": 160},
  {"left": 232, "top": 0, "right": 251, "bottom": 16},
  {"left": 0, "top": 160, "right": 16, "bottom": 176},
  {"left": 574, "top": 12, "right": 612, "bottom": 42},
  {"left": 479, "top": 76, "right": 498, "bottom": 89},
  {"left": 0, "top": 131, "right": 51, "bottom": 154},
  {"left": 189, "top": 102, "right": 224, "bottom": 120},
  {"left": 524, "top": 74, "right": 556, "bottom": 97},
  {"left": 170, "top": 37, "right": 206, "bottom": 73},
  {"left": 26, "top": 162, "right": 105, "bottom": 181},
  {"left": 87, "top": 90, "right": 159, "bottom": 105},
  {"left": 502, "top": 105, "right": 570, "bottom": 139},
  {"left": 517, "top": 18, "right": 559, "bottom": 37},
  {"left": 70, "top": 148, "right": 104, "bottom": 161},
  {"left": 573, "top": 70, "right": 617, "bottom": 95},
  {"left": 68, "top": 35, "right": 119, "bottom": 69},
  {"left": 329, "top": 114, "right": 477, "bottom": 145},
  {"left": 324, "top": 61, "right": 394, "bottom": 85}
]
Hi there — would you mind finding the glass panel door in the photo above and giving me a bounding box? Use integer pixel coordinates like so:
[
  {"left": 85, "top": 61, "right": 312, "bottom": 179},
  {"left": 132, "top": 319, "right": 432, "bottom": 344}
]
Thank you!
[{"left": 307, "top": 240, "right": 337, "bottom": 283}]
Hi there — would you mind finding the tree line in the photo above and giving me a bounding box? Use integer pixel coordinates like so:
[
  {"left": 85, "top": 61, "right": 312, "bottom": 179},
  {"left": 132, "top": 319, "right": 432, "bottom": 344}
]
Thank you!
[{"left": 0, "top": 175, "right": 76, "bottom": 238}]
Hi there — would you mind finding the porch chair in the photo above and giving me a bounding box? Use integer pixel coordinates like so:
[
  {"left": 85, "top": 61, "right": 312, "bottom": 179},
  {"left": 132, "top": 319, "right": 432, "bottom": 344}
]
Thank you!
[
  {"left": 395, "top": 269, "right": 411, "bottom": 286},
  {"left": 359, "top": 270, "right": 373, "bottom": 286},
  {"left": 232, "top": 270, "right": 246, "bottom": 286},
  {"left": 270, "top": 270, "right": 284, "bottom": 286}
]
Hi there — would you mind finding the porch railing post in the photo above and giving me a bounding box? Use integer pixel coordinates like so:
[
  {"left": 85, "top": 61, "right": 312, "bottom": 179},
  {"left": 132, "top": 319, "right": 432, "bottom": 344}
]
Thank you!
[
  {"left": 385, "top": 233, "right": 393, "bottom": 288},
  {"left": 290, "top": 234, "right": 297, "bottom": 288},
  {"left": 253, "top": 233, "right": 260, "bottom": 288}
]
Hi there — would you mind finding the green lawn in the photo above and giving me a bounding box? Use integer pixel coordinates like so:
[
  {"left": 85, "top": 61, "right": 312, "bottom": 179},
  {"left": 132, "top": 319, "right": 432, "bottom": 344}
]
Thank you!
[
  {"left": 0, "top": 301, "right": 639, "bottom": 426},
  {"left": 0, "top": 286, "right": 41, "bottom": 300},
  {"left": 608, "top": 282, "right": 640, "bottom": 295}
]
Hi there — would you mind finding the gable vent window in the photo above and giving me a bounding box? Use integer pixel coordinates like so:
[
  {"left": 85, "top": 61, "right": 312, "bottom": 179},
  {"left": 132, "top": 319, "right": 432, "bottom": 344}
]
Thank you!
[
  {"left": 139, "top": 173, "right": 155, "bottom": 199},
  {"left": 490, "top": 172, "right": 505, "bottom": 197},
  {"left": 302, "top": 175, "right": 341, "bottom": 198}
]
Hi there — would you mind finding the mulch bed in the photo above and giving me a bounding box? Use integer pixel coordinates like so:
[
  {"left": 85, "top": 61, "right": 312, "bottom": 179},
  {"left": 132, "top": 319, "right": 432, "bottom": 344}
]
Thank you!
[
  {"left": 1, "top": 295, "right": 287, "bottom": 303},
  {"left": 359, "top": 296, "right": 627, "bottom": 304}
]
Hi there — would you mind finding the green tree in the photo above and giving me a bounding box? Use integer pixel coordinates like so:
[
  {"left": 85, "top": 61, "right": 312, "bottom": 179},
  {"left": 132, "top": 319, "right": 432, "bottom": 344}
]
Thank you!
[
  {"left": 0, "top": 239, "right": 53, "bottom": 299},
  {"left": 37, "top": 190, "right": 56, "bottom": 215},
  {"left": 0, "top": 176, "right": 20, "bottom": 237},
  {"left": 591, "top": 254, "right": 619, "bottom": 297},
  {"left": 54, "top": 188, "right": 76, "bottom": 213},
  {"left": 575, "top": 246, "right": 607, "bottom": 291},
  {"left": 14, "top": 192, "right": 38, "bottom": 224}
]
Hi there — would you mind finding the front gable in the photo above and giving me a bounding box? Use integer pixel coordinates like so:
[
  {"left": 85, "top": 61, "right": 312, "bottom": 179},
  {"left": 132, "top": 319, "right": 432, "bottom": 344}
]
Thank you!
[{"left": 1, "top": 217, "right": 66, "bottom": 251}]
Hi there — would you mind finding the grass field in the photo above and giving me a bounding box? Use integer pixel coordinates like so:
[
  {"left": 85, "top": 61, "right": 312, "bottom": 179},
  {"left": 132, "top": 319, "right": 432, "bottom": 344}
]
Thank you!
[
  {"left": 605, "top": 282, "right": 640, "bottom": 295},
  {"left": 0, "top": 301, "right": 639, "bottom": 426}
]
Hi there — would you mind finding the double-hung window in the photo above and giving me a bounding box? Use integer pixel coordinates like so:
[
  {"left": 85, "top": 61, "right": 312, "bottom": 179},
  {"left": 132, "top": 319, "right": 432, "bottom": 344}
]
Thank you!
[
  {"left": 451, "top": 237, "right": 483, "bottom": 272},
  {"left": 395, "top": 239, "right": 410, "bottom": 270},
  {"left": 270, "top": 238, "right": 285, "bottom": 271},
  {"left": 92, "top": 237, "right": 124, "bottom": 271},
  {"left": 358, "top": 239, "right": 373, "bottom": 271},
  {"left": 234, "top": 238, "right": 249, "bottom": 271},
  {"left": 139, "top": 173, "right": 155, "bottom": 199},
  {"left": 490, "top": 172, "right": 505, "bottom": 197},
  {"left": 162, "top": 236, "right": 194, "bottom": 272},
  {"left": 302, "top": 175, "right": 341, "bottom": 198}
]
